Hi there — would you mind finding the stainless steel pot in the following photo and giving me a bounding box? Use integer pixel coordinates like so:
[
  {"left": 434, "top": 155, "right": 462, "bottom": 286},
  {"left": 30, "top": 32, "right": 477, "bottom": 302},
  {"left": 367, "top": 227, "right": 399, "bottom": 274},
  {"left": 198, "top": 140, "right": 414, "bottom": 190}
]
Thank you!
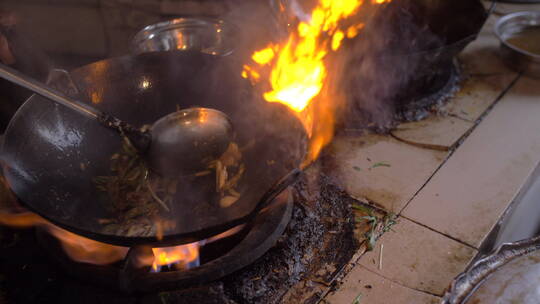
[
  {"left": 495, "top": 11, "right": 540, "bottom": 78},
  {"left": 131, "top": 18, "right": 237, "bottom": 56},
  {"left": 443, "top": 236, "right": 540, "bottom": 304}
]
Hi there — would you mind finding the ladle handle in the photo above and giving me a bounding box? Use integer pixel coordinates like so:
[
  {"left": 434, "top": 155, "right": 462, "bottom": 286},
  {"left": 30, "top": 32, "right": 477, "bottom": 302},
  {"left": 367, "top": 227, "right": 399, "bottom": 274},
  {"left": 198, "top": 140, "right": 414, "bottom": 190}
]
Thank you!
[
  {"left": 0, "top": 62, "right": 100, "bottom": 120},
  {"left": 0, "top": 63, "right": 151, "bottom": 152}
]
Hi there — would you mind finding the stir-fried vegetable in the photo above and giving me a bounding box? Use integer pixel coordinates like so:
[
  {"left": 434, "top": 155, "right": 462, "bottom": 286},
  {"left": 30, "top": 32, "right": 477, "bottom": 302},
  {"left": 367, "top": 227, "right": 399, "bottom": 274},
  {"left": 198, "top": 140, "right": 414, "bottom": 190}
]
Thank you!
[{"left": 94, "top": 137, "right": 246, "bottom": 236}]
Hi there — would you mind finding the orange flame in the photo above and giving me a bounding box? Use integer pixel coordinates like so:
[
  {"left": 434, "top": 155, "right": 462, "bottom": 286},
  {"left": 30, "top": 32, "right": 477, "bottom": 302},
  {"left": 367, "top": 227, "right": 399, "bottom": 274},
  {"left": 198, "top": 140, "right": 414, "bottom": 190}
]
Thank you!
[
  {"left": 150, "top": 224, "right": 244, "bottom": 272},
  {"left": 244, "top": 0, "right": 390, "bottom": 165},
  {"left": 47, "top": 225, "right": 129, "bottom": 265},
  {"left": 0, "top": 210, "right": 202, "bottom": 270},
  {"left": 151, "top": 243, "right": 200, "bottom": 272},
  {"left": 0, "top": 211, "right": 129, "bottom": 265},
  {"left": 0, "top": 208, "right": 242, "bottom": 271},
  {"left": 0, "top": 175, "right": 129, "bottom": 265},
  {"left": 0, "top": 171, "right": 242, "bottom": 271}
]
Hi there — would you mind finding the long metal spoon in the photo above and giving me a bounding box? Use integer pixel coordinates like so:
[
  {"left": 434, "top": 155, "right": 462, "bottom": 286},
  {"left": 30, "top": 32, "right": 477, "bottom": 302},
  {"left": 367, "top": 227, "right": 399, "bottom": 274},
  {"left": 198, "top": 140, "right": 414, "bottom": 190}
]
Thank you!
[{"left": 0, "top": 63, "right": 234, "bottom": 176}]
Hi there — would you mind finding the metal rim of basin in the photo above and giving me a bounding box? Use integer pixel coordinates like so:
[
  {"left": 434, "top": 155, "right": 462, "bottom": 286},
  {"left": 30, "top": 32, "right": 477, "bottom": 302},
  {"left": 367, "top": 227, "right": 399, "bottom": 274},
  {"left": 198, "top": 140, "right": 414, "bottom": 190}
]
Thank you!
[{"left": 441, "top": 235, "right": 540, "bottom": 304}]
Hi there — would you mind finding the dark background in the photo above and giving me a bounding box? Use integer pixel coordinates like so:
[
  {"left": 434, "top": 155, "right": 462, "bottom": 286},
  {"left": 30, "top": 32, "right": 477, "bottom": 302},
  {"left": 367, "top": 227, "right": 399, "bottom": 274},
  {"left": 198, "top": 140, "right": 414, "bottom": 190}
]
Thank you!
[{"left": 0, "top": 0, "right": 237, "bottom": 132}]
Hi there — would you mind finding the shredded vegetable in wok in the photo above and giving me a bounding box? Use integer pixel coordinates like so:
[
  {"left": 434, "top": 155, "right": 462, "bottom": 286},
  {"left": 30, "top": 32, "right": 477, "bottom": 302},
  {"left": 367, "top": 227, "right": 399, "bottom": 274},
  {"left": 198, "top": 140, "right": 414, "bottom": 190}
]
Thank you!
[{"left": 94, "top": 136, "right": 245, "bottom": 237}]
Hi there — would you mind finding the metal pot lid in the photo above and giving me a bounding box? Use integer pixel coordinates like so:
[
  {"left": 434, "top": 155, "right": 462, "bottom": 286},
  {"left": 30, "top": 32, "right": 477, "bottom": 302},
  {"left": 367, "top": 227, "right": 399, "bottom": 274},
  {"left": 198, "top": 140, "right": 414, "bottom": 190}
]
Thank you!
[{"left": 442, "top": 236, "right": 540, "bottom": 304}]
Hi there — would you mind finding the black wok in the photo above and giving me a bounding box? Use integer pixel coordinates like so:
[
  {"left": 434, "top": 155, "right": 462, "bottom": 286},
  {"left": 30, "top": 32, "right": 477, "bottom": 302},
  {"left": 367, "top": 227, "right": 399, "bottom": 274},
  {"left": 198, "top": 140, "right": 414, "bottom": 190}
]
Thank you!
[
  {"left": 1, "top": 51, "right": 307, "bottom": 246},
  {"left": 389, "top": 0, "right": 496, "bottom": 110},
  {"left": 342, "top": 0, "right": 496, "bottom": 127}
]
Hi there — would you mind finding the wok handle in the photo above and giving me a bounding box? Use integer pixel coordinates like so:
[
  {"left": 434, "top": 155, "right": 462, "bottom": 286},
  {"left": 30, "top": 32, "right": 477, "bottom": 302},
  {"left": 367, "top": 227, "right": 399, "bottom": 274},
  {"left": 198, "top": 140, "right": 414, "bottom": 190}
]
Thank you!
[
  {"left": 255, "top": 168, "right": 302, "bottom": 212},
  {"left": 0, "top": 62, "right": 151, "bottom": 152},
  {"left": 189, "top": 169, "right": 302, "bottom": 244}
]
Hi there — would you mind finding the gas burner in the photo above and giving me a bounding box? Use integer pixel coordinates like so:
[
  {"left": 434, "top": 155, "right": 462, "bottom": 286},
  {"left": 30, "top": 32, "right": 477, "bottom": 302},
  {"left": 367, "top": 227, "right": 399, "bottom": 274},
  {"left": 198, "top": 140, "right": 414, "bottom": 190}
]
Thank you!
[
  {"left": 34, "top": 191, "right": 292, "bottom": 293},
  {"left": 395, "top": 60, "right": 462, "bottom": 121},
  {"left": 0, "top": 170, "right": 358, "bottom": 303}
]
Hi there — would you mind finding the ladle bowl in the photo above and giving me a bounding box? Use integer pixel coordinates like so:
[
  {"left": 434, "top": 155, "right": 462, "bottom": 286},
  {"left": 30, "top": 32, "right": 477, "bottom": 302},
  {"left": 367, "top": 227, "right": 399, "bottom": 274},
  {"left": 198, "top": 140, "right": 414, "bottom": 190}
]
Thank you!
[{"left": 148, "top": 108, "right": 234, "bottom": 176}]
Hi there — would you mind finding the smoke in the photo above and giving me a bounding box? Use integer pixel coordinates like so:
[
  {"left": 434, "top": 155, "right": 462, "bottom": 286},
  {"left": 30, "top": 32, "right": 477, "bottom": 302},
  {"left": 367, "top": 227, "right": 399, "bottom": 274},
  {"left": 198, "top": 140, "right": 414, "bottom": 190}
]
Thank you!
[
  {"left": 336, "top": 0, "right": 489, "bottom": 131},
  {"left": 332, "top": 0, "right": 444, "bottom": 132},
  {"left": 221, "top": 0, "right": 447, "bottom": 164},
  {"left": 221, "top": 0, "right": 310, "bottom": 162},
  {"left": 222, "top": 0, "right": 285, "bottom": 60},
  {"left": 224, "top": 0, "right": 448, "bottom": 134}
]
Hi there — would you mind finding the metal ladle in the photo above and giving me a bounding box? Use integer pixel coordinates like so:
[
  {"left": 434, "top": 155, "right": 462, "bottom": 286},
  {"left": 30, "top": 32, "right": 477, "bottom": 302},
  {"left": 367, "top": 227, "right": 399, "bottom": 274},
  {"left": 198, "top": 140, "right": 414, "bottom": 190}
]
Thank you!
[{"left": 0, "top": 63, "right": 234, "bottom": 176}]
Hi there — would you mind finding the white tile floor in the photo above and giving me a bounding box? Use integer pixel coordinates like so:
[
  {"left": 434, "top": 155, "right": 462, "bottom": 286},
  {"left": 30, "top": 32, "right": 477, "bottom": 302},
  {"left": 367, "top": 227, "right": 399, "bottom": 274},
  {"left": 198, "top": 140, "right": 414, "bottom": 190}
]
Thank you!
[
  {"left": 328, "top": 134, "right": 448, "bottom": 213},
  {"left": 358, "top": 218, "right": 477, "bottom": 295},
  {"left": 391, "top": 115, "right": 474, "bottom": 151},
  {"left": 403, "top": 76, "right": 540, "bottom": 248},
  {"left": 326, "top": 265, "right": 440, "bottom": 304},
  {"left": 325, "top": 2, "right": 540, "bottom": 302}
]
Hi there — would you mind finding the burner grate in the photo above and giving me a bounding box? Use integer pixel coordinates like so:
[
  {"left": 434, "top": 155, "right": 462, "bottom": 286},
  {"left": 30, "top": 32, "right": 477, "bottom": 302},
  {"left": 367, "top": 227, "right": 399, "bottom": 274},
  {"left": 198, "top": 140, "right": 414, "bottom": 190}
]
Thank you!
[
  {"left": 33, "top": 190, "right": 292, "bottom": 293},
  {"left": 396, "top": 60, "right": 462, "bottom": 121},
  {"left": 0, "top": 171, "right": 359, "bottom": 303}
]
